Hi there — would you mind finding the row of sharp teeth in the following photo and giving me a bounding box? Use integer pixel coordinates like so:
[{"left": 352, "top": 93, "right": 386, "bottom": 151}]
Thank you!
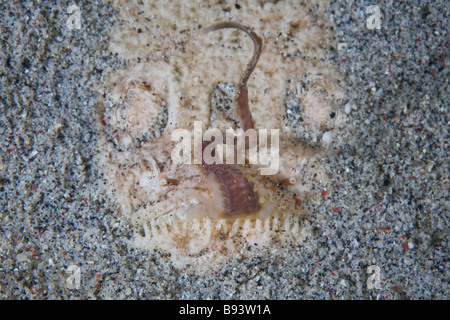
[{"left": 141, "top": 212, "right": 303, "bottom": 238}]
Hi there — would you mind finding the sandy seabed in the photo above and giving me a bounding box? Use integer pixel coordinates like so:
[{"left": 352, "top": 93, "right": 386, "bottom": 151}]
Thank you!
[{"left": 0, "top": 0, "right": 448, "bottom": 299}]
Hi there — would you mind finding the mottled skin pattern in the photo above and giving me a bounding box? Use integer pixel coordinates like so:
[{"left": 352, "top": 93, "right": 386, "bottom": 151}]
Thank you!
[{"left": 201, "top": 22, "right": 263, "bottom": 217}]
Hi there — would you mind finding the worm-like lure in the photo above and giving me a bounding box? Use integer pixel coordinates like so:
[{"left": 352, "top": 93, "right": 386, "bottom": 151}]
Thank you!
[{"left": 202, "top": 22, "right": 263, "bottom": 217}]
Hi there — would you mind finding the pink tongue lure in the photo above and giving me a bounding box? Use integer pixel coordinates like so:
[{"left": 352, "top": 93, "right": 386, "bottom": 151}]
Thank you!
[
  {"left": 202, "top": 160, "right": 259, "bottom": 217},
  {"left": 201, "top": 22, "right": 263, "bottom": 217},
  {"left": 201, "top": 138, "right": 259, "bottom": 217}
]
